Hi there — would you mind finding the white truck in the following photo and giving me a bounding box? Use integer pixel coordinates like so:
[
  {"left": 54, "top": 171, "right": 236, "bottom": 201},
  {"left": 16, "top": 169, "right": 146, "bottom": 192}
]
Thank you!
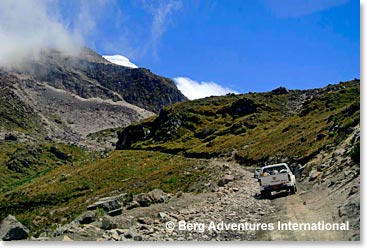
[{"left": 259, "top": 163, "right": 297, "bottom": 198}]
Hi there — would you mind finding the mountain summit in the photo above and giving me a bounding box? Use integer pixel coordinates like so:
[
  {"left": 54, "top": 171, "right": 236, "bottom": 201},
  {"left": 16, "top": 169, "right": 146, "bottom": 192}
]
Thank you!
[
  {"left": 0, "top": 47, "right": 187, "bottom": 147},
  {"left": 102, "top": 55, "right": 138, "bottom": 68}
]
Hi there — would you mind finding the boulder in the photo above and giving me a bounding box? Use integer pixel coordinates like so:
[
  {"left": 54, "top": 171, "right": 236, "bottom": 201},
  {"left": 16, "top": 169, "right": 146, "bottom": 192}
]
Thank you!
[
  {"left": 137, "top": 217, "right": 154, "bottom": 225},
  {"left": 309, "top": 170, "right": 321, "bottom": 182},
  {"left": 101, "top": 216, "right": 117, "bottom": 230},
  {"left": 78, "top": 211, "right": 96, "bottom": 224},
  {"left": 4, "top": 133, "right": 17, "bottom": 141},
  {"left": 53, "top": 222, "right": 80, "bottom": 237},
  {"left": 0, "top": 215, "right": 29, "bottom": 241},
  {"left": 107, "top": 208, "right": 123, "bottom": 216},
  {"left": 158, "top": 212, "right": 169, "bottom": 220},
  {"left": 133, "top": 189, "right": 168, "bottom": 207},
  {"left": 126, "top": 201, "right": 140, "bottom": 210},
  {"left": 87, "top": 193, "right": 127, "bottom": 214},
  {"left": 217, "top": 174, "right": 234, "bottom": 187}
]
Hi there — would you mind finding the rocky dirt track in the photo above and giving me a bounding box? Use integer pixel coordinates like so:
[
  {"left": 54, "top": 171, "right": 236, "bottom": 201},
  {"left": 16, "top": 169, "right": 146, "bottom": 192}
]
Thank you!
[
  {"left": 49, "top": 160, "right": 277, "bottom": 241},
  {"left": 43, "top": 157, "right": 357, "bottom": 242}
]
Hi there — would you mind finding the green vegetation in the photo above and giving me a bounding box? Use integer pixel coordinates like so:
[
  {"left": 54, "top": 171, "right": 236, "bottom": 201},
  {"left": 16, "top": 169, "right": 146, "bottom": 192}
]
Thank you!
[
  {"left": 0, "top": 149, "right": 211, "bottom": 235},
  {"left": 0, "top": 142, "right": 91, "bottom": 190},
  {"left": 87, "top": 127, "right": 123, "bottom": 144},
  {"left": 350, "top": 142, "right": 360, "bottom": 164},
  {"left": 117, "top": 80, "right": 360, "bottom": 166}
]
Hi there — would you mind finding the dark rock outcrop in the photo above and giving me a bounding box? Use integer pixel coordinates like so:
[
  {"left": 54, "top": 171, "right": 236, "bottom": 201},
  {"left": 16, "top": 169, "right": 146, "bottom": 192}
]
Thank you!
[
  {"left": 272, "top": 86, "right": 289, "bottom": 94},
  {"left": 101, "top": 216, "right": 117, "bottom": 230},
  {"left": 0, "top": 215, "right": 29, "bottom": 241},
  {"left": 219, "top": 98, "right": 259, "bottom": 117},
  {"left": 50, "top": 146, "right": 72, "bottom": 161},
  {"left": 78, "top": 211, "right": 96, "bottom": 225},
  {"left": 116, "top": 109, "right": 183, "bottom": 149}
]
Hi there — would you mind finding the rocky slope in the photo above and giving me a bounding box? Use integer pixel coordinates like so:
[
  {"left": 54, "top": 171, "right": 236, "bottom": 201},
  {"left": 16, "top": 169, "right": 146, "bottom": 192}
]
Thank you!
[
  {"left": 4, "top": 48, "right": 187, "bottom": 113},
  {"left": 297, "top": 125, "right": 360, "bottom": 240},
  {"left": 0, "top": 48, "right": 187, "bottom": 148},
  {"left": 0, "top": 72, "right": 153, "bottom": 149}
]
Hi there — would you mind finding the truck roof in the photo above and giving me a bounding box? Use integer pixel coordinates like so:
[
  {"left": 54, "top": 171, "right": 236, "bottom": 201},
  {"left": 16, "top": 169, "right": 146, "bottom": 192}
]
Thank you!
[{"left": 262, "top": 163, "right": 288, "bottom": 169}]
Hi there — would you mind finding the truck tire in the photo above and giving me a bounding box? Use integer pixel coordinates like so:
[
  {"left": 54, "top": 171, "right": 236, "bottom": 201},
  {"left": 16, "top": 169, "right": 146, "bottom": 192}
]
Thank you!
[
  {"left": 261, "top": 190, "right": 268, "bottom": 199},
  {"left": 261, "top": 190, "right": 271, "bottom": 199},
  {"left": 290, "top": 186, "right": 296, "bottom": 195}
]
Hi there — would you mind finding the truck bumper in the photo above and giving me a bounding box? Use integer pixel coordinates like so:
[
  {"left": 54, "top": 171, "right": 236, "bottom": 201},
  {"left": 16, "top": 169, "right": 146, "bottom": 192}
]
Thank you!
[{"left": 263, "top": 184, "right": 293, "bottom": 192}]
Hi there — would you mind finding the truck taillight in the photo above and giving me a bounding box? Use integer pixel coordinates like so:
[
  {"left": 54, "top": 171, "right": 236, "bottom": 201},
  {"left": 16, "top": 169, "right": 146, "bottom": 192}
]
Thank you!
[{"left": 288, "top": 174, "right": 291, "bottom": 181}]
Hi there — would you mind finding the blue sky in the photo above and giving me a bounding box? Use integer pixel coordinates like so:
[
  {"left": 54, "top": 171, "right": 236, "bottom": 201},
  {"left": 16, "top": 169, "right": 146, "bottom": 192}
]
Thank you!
[{"left": 0, "top": 0, "right": 360, "bottom": 99}]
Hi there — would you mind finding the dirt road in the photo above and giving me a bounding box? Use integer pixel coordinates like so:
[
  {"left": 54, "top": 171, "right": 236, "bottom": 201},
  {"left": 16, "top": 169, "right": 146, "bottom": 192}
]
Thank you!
[
  {"left": 50, "top": 160, "right": 353, "bottom": 241},
  {"left": 256, "top": 185, "right": 348, "bottom": 241}
]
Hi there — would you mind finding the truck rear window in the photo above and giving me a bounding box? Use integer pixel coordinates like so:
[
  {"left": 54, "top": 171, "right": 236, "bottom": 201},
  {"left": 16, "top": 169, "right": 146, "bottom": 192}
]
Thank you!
[{"left": 262, "top": 165, "right": 287, "bottom": 175}]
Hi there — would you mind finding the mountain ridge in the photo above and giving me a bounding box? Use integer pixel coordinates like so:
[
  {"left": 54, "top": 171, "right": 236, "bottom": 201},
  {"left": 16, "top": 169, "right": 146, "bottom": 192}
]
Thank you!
[
  {"left": 2, "top": 47, "right": 187, "bottom": 113},
  {"left": 0, "top": 47, "right": 187, "bottom": 148}
]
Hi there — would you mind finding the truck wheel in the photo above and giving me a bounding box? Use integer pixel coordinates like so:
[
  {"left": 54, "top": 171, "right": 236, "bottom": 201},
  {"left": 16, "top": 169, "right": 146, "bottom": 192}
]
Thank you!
[
  {"left": 267, "top": 191, "right": 272, "bottom": 199},
  {"left": 261, "top": 190, "right": 267, "bottom": 199},
  {"left": 290, "top": 186, "right": 296, "bottom": 195}
]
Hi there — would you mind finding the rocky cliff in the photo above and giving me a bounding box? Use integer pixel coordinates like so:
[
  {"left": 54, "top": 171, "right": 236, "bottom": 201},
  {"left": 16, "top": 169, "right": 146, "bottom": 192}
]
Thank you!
[{"left": 0, "top": 48, "right": 187, "bottom": 148}]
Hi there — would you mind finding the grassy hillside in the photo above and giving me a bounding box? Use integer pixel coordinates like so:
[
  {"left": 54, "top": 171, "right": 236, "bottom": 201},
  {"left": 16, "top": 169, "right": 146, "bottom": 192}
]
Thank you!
[
  {"left": 0, "top": 142, "right": 92, "bottom": 190},
  {"left": 0, "top": 149, "right": 212, "bottom": 235},
  {"left": 116, "top": 79, "right": 360, "bottom": 166}
]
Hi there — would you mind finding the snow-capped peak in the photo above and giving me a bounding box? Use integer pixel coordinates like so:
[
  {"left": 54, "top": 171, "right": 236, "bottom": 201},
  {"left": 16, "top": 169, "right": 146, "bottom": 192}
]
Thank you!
[{"left": 103, "top": 55, "right": 138, "bottom": 68}]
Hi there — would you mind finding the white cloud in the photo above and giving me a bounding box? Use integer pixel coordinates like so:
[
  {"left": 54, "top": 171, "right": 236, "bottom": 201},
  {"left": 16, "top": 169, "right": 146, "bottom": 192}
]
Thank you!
[
  {"left": 141, "top": 0, "right": 182, "bottom": 57},
  {"left": 174, "top": 77, "right": 238, "bottom": 100},
  {"left": 0, "top": 0, "right": 184, "bottom": 67},
  {"left": 0, "top": 0, "right": 83, "bottom": 67}
]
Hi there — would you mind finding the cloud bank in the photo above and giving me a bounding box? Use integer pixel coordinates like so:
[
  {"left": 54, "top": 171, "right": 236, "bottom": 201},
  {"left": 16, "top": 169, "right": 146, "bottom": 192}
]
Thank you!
[
  {"left": 0, "top": 0, "right": 183, "bottom": 66},
  {"left": 0, "top": 0, "right": 83, "bottom": 67},
  {"left": 174, "top": 77, "right": 238, "bottom": 100}
]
